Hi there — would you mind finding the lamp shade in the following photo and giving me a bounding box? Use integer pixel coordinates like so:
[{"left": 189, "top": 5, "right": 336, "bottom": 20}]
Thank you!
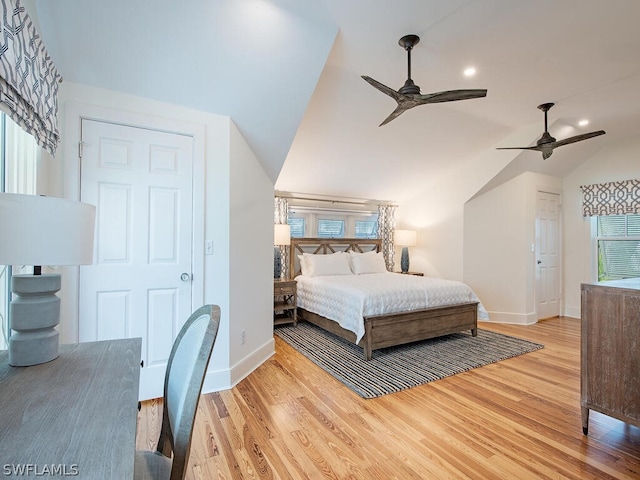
[
  {"left": 0, "top": 193, "right": 96, "bottom": 266},
  {"left": 394, "top": 229, "right": 417, "bottom": 247},
  {"left": 274, "top": 224, "right": 291, "bottom": 246}
]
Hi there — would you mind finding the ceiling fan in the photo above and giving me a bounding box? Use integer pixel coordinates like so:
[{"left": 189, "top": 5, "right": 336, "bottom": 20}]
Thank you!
[
  {"left": 497, "top": 103, "right": 606, "bottom": 159},
  {"left": 362, "top": 34, "right": 487, "bottom": 126}
]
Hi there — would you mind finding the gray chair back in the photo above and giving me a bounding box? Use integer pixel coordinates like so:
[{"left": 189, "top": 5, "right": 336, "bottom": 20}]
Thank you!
[{"left": 157, "top": 304, "right": 220, "bottom": 480}]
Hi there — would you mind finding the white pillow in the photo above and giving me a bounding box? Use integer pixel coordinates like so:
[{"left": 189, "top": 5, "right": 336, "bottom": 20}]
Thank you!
[
  {"left": 349, "top": 251, "right": 388, "bottom": 274},
  {"left": 347, "top": 250, "right": 376, "bottom": 270},
  {"left": 297, "top": 254, "right": 308, "bottom": 276},
  {"left": 304, "top": 252, "right": 353, "bottom": 277}
]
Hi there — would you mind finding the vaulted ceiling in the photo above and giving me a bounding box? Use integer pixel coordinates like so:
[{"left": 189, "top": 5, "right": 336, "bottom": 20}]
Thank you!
[{"left": 35, "top": 0, "right": 640, "bottom": 203}]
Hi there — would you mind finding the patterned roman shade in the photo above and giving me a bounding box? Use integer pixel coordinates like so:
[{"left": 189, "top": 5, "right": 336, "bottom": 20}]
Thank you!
[
  {"left": 0, "top": 0, "right": 61, "bottom": 155},
  {"left": 580, "top": 179, "right": 640, "bottom": 217}
]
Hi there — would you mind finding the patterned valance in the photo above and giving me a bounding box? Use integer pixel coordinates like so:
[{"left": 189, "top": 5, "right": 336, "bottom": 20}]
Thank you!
[
  {"left": 0, "top": 0, "right": 61, "bottom": 155},
  {"left": 580, "top": 179, "right": 640, "bottom": 217}
]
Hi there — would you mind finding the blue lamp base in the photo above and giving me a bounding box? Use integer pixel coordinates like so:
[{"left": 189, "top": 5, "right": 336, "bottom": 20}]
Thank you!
[
  {"left": 274, "top": 246, "right": 282, "bottom": 279},
  {"left": 400, "top": 247, "right": 410, "bottom": 273}
]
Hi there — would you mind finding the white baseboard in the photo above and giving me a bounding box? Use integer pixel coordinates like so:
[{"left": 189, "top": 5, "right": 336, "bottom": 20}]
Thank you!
[
  {"left": 201, "top": 338, "right": 275, "bottom": 394},
  {"left": 563, "top": 305, "right": 580, "bottom": 319},
  {"left": 481, "top": 311, "right": 537, "bottom": 325}
]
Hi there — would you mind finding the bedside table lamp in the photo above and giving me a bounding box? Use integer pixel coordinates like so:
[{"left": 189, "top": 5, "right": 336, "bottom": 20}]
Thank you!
[
  {"left": 394, "top": 229, "right": 417, "bottom": 273},
  {"left": 0, "top": 193, "right": 96, "bottom": 366},
  {"left": 274, "top": 224, "right": 291, "bottom": 279}
]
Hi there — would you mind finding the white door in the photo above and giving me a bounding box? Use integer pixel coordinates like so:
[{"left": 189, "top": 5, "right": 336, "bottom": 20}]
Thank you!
[
  {"left": 535, "top": 191, "right": 560, "bottom": 320},
  {"left": 79, "top": 119, "right": 194, "bottom": 400}
]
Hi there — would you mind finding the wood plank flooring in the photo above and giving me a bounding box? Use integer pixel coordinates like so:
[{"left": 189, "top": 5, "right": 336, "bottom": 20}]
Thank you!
[{"left": 136, "top": 317, "right": 640, "bottom": 479}]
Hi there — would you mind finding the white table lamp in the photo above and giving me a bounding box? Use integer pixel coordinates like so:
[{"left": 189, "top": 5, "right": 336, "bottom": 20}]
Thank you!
[
  {"left": 274, "top": 224, "right": 291, "bottom": 279},
  {"left": 0, "top": 193, "right": 96, "bottom": 366},
  {"left": 394, "top": 229, "right": 417, "bottom": 273}
]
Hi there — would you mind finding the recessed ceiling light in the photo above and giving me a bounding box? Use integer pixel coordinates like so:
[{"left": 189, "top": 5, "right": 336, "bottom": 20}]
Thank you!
[
  {"left": 578, "top": 119, "right": 589, "bottom": 127},
  {"left": 463, "top": 67, "right": 476, "bottom": 77}
]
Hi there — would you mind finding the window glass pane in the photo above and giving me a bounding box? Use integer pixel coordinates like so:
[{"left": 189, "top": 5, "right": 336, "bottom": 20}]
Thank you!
[
  {"left": 317, "top": 219, "right": 344, "bottom": 238},
  {"left": 4, "top": 116, "right": 38, "bottom": 195},
  {"left": 288, "top": 217, "right": 305, "bottom": 238},
  {"left": 598, "top": 240, "right": 640, "bottom": 280},
  {"left": 598, "top": 215, "right": 626, "bottom": 237},
  {"left": 627, "top": 214, "right": 640, "bottom": 236},
  {"left": 355, "top": 220, "right": 377, "bottom": 238},
  {"left": 1, "top": 114, "right": 41, "bottom": 350}
]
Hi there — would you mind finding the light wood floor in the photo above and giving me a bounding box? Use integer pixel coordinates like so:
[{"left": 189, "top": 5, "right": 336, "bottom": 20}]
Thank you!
[{"left": 137, "top": 317, "right": 640, "bottom": 479}]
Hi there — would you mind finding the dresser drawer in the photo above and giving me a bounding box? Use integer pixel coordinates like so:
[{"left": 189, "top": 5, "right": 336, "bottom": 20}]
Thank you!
[{"left": 275, "top": 285, "right": 294, "bottom": 295}]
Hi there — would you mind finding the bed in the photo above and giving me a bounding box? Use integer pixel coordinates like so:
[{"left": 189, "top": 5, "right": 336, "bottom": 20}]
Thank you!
[{"left": 289, "top": 238, "right": 488, "bottom": 360}]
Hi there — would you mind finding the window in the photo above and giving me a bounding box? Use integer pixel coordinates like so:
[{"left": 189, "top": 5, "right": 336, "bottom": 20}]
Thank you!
[
  {"left": 288, "top": 207, "right": 378, "bottom": 238},
  {"left": 597, "top": 214, "right": 640, "bottom": 280},
  {"left": 355, "top": 219, "right": 378, "bottom": 238},
  {"left": 317, "top": 219, "right": 345, "bottom": 238},
  {"left": 0, "top": 113, "right": 41, "bottom": 349},
  {"left": 288, "top": 217, "right": 305, "bottom": 238}
]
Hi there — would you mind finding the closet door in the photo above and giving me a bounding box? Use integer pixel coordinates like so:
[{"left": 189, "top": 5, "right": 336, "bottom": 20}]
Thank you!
[
  {"left": 79, "top": 118, "right": 194, "bottom": 400},
  {"left": 536, "top": 191, "right": 561, "bottom": 319}
]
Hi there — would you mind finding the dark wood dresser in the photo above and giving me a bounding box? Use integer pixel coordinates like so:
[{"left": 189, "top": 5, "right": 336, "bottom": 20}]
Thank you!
[{"left": 581, "top": 278, "right": 640, "bottom": 434}]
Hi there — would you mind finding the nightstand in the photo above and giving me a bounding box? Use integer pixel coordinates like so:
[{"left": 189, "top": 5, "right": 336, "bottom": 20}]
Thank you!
[
  {"left": 394, "top": 271, "right": 424, "bottom": 276},
  {"left": 274, "top": 278, "right": 297, "bottom": 325}
]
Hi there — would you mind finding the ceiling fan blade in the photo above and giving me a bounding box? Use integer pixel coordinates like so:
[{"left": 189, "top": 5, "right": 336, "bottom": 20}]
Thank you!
[
  {"left": 552, "top": 130, "right": 606, "bottom": 148},
  {"left": 379, "top": 105, "right": 409, "bottom": 126},
  {"left": 361, "top": 76, "right": 401, "bottom": 101},
  {"left": 497, "top": 145, "right": 554, "bottom": 160},
  {"left": 496, "top": 146, "right": 542, "bottom": 152},
  {"left": 416, "top": 89, "right": 487, "bottom": 104}
]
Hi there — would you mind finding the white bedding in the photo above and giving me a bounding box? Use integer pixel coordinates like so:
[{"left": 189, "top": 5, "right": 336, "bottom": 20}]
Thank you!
[{"left": 295, "top": 272, "right": 489, "bottom": 343}]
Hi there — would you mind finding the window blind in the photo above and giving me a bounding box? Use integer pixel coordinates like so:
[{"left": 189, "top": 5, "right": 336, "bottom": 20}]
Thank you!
[
  {"left": 288, "top": 217, "right": 305, "bottom": 238},
  {"left": 317, "top": 219, "right": 345, "bottom": 238},
  {"left": 597, "top": 214, "right": 640, "bottom": 280},
  {"left": 355, "top": 220, "right": 378, "bottom": 238}
]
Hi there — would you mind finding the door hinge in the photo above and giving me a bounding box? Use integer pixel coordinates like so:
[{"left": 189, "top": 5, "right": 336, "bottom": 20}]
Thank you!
[{"left": 78, "top": 141, "right": 84, "bottom": 158}]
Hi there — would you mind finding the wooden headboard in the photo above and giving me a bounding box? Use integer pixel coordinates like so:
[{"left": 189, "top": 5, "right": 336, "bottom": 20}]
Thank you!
[{"left": 289, "top": 237, "right": 382, "bottom": 277}]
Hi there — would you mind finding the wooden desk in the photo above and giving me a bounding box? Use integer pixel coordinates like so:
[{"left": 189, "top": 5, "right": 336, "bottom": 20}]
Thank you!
[{"left": 0, "top": 338, "right": 141, "bottom": 479}]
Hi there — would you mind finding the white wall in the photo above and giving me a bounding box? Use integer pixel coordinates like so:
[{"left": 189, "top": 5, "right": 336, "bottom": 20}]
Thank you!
[
  {"left": 464, "top": 173, "right": 529, "bottom": 320},
  {"left": 396, "top": 157, "right": 510, "bottom": 279},
  {"left": 394, "top": 126, "right": 545, "bottom": 280},
  {"left": 562, "top": 135, "right": 640, "bottom": 318},
  {"left": 397, "top": 189, "right": 466, "bottom": 279},
  {"left": 53, "top": 82, "right": 274, "bottom": 392},
  {"left": 463, "top": 172, "right": 561, "bottom": 324},
  {"left": 228, "top": 121, "right": 275, "bottom": 384}
]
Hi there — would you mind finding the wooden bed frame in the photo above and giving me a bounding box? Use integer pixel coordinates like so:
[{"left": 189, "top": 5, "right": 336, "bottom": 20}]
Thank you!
[{"left": 289, "top": 238, "right": 478, "bottom": 360}]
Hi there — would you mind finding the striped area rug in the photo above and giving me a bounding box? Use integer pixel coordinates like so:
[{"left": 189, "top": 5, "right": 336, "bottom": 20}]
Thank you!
[{"left": 275, "top": 322, "right": 543, "bottom": 398}]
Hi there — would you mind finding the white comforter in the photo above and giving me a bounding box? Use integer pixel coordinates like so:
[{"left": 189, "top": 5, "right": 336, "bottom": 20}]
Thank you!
[{"left": 295, "top": 272, "right": 489, "bottom": 343}]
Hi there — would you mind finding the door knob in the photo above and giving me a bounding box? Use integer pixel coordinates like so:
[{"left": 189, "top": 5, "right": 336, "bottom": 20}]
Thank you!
[
  {"left": 180, "top": 272, "right": 192, "bottom": 282},
  {"left": 537, "top": 260, "right": 542, "bottom": 264}
]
